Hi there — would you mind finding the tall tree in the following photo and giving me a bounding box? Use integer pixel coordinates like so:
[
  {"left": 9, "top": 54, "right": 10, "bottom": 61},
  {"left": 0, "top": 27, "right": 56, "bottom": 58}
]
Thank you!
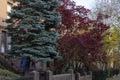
[
  {"left": 6, "top": 0, "right": 61, "bottom": 61},
  {"left": 94, "top": 0, "right": 120, "bottom": 27},
  {"left": 103, "top": 24, "right": 120, "bottom": 68},
  {"left": 93, "top": 0, "right": 120, "bottom": 68},
  {"left": 55, "top": 0, "right": 109, "bottom": 73}
]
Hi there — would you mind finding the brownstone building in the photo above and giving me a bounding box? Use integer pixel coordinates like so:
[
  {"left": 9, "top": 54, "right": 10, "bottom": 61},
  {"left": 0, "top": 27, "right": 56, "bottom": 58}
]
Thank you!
[{"left": 0, "top": 0, "right": 15, "bottom": 54}]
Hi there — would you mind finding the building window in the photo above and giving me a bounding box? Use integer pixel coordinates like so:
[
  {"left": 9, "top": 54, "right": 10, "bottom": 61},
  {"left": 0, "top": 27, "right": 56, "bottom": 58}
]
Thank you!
[
  {"left": 1, "top": 31, "right": 7, "bottom": 54},
  {"left": 7, "top": 3, "right": 12, "bottom": 19}
]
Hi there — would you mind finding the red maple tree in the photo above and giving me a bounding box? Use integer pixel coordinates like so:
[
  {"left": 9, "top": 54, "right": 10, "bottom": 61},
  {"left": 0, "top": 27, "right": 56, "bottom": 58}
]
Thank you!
[{"left": 55, "top": 0, "right": 109, "bottom": 72}]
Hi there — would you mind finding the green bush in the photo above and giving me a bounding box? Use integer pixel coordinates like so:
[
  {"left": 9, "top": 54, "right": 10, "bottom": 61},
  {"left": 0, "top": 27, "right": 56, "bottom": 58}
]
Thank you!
[{"left": 0, "top": 68, "right": 20, "bottom": 80}]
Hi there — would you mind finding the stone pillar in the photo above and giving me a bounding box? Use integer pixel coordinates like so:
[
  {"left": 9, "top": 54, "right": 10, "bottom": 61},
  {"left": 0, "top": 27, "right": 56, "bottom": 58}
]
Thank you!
[
  {"left": 68, "top": 69, "right": 75, "bottom": 80},
  {"left": 46, "top": 70, "right": 53, "bottom": 80},
  {"left": 30, "top": 70, "right": 39, "bottom": 80},
  {"left": 76, "top": 72, "right": 80, "bottom": 80},
  {"left": 90, "top": 72, "right": 92, "bottom": 80}
]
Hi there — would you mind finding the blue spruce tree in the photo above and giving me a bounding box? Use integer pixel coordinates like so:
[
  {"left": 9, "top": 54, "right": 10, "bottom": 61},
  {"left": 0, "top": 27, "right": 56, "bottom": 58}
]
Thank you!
[{"left": 6, "top": 0, "right": 61, "bottom": 61}]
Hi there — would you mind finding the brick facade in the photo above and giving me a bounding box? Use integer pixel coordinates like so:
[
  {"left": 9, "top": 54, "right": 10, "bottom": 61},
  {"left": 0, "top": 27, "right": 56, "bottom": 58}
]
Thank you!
[
  {"left": 0, "top": 0, "right": 8, "bottom": 19},
  {"left": 0, "top": 0, "right": 15, "bottom": 19},
  {"left": 0, "top": 0, "right": 14, "bottom": 54}
]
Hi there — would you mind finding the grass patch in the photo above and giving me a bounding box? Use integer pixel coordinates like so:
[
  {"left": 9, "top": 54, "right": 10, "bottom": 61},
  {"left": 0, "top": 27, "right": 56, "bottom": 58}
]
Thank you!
[{"left": 0, "top": 68, "right": 20, "bottom": 80}]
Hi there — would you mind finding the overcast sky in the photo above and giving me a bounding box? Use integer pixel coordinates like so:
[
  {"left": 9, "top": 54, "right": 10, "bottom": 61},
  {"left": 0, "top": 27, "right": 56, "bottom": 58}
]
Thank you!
[{"left": 73, "top": 0, "right": 96, "bottom": 10}]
